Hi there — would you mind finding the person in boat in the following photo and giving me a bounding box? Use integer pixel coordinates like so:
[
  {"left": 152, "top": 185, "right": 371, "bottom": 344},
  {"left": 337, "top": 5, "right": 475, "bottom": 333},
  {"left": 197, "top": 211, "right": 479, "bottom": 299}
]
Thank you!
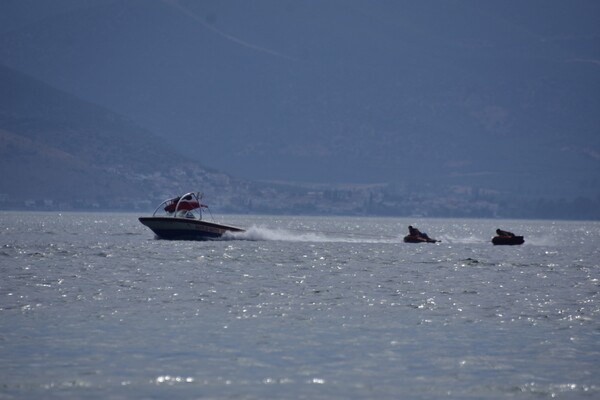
[
  {"left": 175, "top": 209, "right": 196, "bottom": 219},
  {"left": 496, "top": 229, "right": 515, "bottom": 237},
  {"left": 408, "top": 225, "right": 431, "bottom": 240}
]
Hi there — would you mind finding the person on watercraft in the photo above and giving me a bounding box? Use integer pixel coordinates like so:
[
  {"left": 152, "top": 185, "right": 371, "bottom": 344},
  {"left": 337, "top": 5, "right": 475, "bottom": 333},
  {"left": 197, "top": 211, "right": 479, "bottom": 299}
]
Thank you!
[
  {"left": 408, "top": 225, "right": 431, "bottom": 239},
  {"left": 496, "top": 229, "right": 515, "bottom": 237}
]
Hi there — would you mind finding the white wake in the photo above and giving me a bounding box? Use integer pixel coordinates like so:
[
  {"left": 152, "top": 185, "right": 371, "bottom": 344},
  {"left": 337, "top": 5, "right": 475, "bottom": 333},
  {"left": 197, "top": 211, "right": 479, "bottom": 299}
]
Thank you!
[{"left": 224, "top": 225, "right": 401, "bottom": 243}]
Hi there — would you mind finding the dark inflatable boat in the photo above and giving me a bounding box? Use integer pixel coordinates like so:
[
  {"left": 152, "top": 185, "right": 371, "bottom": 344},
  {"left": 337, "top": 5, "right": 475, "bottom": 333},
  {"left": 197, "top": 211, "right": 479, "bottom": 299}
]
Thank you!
[
  {"left": 403, "top": 235, "right": 439, "bottom": 243},
  {"left": 491, "top": 235, "right": 525, "bottom": 245}
]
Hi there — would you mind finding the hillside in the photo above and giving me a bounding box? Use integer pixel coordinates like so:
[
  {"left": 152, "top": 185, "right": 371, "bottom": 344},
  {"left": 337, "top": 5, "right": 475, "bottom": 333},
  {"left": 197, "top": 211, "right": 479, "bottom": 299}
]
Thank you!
[
  {"left": 0, "top": 64, "right": 392, "bottom": 215},
  {"left": 0, "top": 63, "right": 244, "bottom": 209},
  {"left": 1, "top": 63, "right": 599, "bottom": 219},
  {"left": 0, "top": 0, "right": 599, "bottom": 201}
]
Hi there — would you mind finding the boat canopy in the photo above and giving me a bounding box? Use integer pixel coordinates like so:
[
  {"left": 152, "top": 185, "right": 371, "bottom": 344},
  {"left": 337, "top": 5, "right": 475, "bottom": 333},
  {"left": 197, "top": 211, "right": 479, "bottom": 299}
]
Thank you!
[{"left": 152, "top": 192, "right": 208, "bottom": 217}]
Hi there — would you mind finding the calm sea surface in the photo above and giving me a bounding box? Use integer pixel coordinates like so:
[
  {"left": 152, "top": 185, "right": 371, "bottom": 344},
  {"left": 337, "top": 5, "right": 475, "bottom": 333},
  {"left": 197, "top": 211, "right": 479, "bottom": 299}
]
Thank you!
[{"left": 1, "top": 213, "right": 599, "bottom": 399}]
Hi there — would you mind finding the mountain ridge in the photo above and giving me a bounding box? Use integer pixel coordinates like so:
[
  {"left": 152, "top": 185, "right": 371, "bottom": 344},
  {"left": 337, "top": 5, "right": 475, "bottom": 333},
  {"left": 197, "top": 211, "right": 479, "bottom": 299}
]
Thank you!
[
  {"left": 0, "top": 63, "right": 599, "bottom": 219},
  {"left": 0, "top": 63, "right": 233, "bottom": 206},
  {"left": 1, "top": 0, "right": 598, "bottom": 198},
  {"left": 1, "top": 1, "right": 599, "bottom": 218}
]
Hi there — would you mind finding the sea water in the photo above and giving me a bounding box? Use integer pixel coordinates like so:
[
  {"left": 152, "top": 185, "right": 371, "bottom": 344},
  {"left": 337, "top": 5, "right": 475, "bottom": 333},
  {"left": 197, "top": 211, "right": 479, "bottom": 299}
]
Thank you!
[{"left": 0, "top": 213, "right": 598, "bottom": 399}]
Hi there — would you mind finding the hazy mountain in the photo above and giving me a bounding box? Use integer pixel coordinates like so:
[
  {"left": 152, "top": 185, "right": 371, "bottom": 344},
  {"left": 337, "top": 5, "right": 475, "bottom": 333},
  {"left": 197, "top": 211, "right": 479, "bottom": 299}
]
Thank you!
[
  {"left": 0, "top": 63, "right": 240, "bottom": 208},
  {"left": 1, "top": 1, "right": 599, "bottom": 207},
  {"left": 0, "top": 64, "right": 382, "bottom": 215},
  {"left": 1, "top": 63, "right": 598, "bottom": 219}
]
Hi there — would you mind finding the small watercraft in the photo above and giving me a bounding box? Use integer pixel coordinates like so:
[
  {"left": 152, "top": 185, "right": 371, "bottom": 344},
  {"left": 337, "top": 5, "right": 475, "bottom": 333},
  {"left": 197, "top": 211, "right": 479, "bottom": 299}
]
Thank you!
[
  {"left": 404, "top": 225, "right": 439, "bottom": 243},
  {"left": 492, "top": 228, "right": 524, "bottom": 245},
  {"left": 491, "top": 235, "right": 524, "bottom": 245},
  {"left": 139, "top": 192, "right": 245, "bottom": 240},
  {"left": 403, "top": 235, "right": 439, "bottom": 243}
]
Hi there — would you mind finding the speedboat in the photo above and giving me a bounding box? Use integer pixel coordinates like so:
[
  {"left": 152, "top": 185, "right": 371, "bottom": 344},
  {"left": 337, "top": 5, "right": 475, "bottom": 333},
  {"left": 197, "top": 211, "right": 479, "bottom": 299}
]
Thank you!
[
  {"left": 403, "top": 235, "right": 439, "bottom": 243},
  {"left": 139, "top": 192, "right": 245, "bottom": 240},
  {"left": 492, "top": 235, "right": 524, "bottom": 245}
]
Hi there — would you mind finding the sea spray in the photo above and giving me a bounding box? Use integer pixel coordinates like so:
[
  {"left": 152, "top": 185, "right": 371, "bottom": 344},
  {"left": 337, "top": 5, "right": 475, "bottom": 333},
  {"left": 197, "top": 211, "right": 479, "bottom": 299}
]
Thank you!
[{"left": 224, "top": 225, "right": 401, "bottom": 243}]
